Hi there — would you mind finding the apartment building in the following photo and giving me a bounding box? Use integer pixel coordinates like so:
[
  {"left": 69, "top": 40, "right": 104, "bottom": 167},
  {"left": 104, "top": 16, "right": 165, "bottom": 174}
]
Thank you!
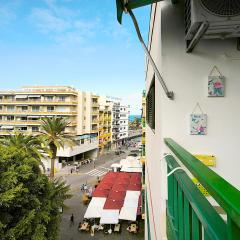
[
  {"left": 142, "top": 1, "right": 240, "bottom": 239},
  {"left": 115, "top": 0, "right": 240, "bottom": 239},
  {"left": 118, "top": 105, "right": 129, "bottom": 142},
  {"left": 0, "top": 86, "right": 99, "bottom": 169},
  {"left": 98, "top": 96, "right": 113, "bottom": 153},
  {"left": 111, "top": 101, "right": 130, "bottom": 148}
]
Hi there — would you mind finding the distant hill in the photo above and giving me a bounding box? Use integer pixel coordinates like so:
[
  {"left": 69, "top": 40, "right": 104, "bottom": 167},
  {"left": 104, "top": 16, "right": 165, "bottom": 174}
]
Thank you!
[{"left": 129, "top": 115, "right": 141, "bottom": 122}]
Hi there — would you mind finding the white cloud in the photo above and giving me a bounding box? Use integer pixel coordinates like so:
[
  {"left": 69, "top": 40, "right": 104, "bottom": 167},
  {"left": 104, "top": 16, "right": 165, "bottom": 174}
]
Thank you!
[
  {"left": 0, "top": 6, "right": 16, "bottom": 26},
  {"left": 30, "top": 8, "right": 71, "bottom": 33}
]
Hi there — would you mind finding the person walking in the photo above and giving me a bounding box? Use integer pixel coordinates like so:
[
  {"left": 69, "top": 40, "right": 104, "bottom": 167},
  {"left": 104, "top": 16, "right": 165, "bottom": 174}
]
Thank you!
[{"left": 70, "top": 213, "right": 74, "bottom": 226}]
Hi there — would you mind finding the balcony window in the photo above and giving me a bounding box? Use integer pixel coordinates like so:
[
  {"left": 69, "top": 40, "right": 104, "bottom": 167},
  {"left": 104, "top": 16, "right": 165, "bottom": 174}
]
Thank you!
[
  {"left": 59, "top": 96, "right": 65, "bottom": 102},
  {"left": 45, "top": 96, "right": 54, "bottom": 101},
  {"left": 146, "top": 76, "right": 155, "bottom": 130},
  {"left": 7, "top": 106, "right": 14, "bottom": 112},
  {"left": 19, "top": 127, "right": 27, "bottom": 131},
  {"left": 7, "top": 116, "right": 14, "bottom": 121},
  {"left": 47, "top": 106, "right": 55, "bottom": 112},
  {"left": 21, "top": 106, "right": 28, "bottom": 112},
  {"left": 20, "top": 117, "right": 27, "bottom": 121},
  {"left": 32, "top": 126, "right": 39, "bottom": 132},
  {"left": 32, "top": 106, "right": 40, "bottom": 112}
]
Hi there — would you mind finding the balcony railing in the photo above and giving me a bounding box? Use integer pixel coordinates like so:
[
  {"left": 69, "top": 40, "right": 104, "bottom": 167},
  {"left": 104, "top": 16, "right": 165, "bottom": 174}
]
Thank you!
[
  {"left": 0, "top": 99, "right": 77, "bottom": 105},
  {"left": 0, "top": 111, "right": 77, "bottom": 115},
  {"left": 164, "top": 138, "right": 240, "bottom": 240}
]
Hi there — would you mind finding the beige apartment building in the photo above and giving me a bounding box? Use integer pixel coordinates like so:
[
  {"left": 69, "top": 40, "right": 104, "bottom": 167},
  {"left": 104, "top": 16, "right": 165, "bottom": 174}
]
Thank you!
[
  {"left": 0, "top": 86, "right": 130, "bottom": 168},
  {"left": 0, "top": 86, "right": 99, "bottom": 169}
]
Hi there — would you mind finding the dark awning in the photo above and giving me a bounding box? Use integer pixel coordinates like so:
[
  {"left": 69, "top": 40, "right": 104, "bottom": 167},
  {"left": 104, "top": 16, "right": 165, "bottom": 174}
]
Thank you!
[{"left": 116, "top": 0, "right": 162, "bottom": 24}]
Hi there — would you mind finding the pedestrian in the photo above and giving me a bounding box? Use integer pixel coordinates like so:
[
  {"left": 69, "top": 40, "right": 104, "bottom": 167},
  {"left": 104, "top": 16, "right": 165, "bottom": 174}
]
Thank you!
[
  {"left": 70, "top": 168, "right": 73, "bottom": 174},
  {"left": 70, "top": 213, "right": 74, "bottom": 226}
]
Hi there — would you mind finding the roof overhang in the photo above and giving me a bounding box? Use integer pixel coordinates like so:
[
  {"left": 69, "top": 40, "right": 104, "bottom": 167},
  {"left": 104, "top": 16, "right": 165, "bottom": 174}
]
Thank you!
[{"left": 116, "top": 0, "right": 162, "bottom": 24}]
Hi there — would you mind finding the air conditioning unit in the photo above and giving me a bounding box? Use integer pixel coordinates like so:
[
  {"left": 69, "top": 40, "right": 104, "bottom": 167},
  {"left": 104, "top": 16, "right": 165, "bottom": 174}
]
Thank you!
[{"left": 185, "top": 0, "right": 240, "bottom": 51}]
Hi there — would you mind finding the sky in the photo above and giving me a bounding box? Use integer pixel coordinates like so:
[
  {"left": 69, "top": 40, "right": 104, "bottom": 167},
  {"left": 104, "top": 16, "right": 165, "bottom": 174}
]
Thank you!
[{"left": 0, "top": 0, "right": 150, "bottom": 114}]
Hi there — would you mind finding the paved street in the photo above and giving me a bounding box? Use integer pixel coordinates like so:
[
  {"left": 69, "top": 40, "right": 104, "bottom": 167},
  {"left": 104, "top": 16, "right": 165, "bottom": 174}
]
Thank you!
[{"left": 58, "top": 141, "right": 144, "bottom": 240}]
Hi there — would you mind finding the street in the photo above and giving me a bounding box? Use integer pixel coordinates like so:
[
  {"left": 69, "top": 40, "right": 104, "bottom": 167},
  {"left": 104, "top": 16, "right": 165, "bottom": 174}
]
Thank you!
[{"left": 57, "top": 143, "right": 144, "bottom": 240}]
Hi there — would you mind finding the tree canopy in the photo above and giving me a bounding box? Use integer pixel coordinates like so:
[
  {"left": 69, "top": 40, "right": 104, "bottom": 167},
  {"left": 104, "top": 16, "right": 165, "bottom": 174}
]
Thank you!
[
  {"left": 39, "top": 117, "right": 76, "bottom": 178},
  {"left": 0, "top": 145, "right": 71, "bottom": 240}
]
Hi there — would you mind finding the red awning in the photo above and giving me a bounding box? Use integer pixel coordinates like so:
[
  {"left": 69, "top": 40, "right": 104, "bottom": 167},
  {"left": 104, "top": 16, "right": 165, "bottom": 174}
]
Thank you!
[
  {"left": 105, "top": 172, "right": 119, "bottom": 178},
  {"left": 118, "top": 172, "right": 131, "bottom": 179},
  {"left": 130, "top": 177, "right": 141, "bottom": 185},
  {"left": 112, "top": 183, "right": 128, "bottom": 192},
  {"left": 131, "top": 173, "right": 141, "bottom": 178},
  {"left": 127, "top": 183, "right": 142, "bottom": 191},
  {"left": 92, "top": 189, "right": 110, "bottom": 198},
  {"left": 104, "top": 199, "right": 124, "bottom": 210},
  {"left": 108, "top": 190, "right": 126, "bottom": 201},
  {"left": 116, "top": 178, "right": 130, "bottom": 185},
  {"left": 97, "top": 182, "right": 113, "bottom": 190}
]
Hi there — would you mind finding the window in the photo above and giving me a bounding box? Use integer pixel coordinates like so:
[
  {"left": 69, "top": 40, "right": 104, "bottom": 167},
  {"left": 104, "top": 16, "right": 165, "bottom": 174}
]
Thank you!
[
  {"left": 7, "top": 116, "right": 14, "bottom": 121},
  {"left": 0, "top": 116, "right": 2, "bottom": 120},
  {"left": 47, "top": 106, "right": 55, "bottom": 112},
  {"left": 46, "top": 96, "right": 54, "bottom": 101},
  {"left": 0, "top": 106, "right": 2, "bottom": 111},
  {"left": 32, "top": 106, "right": 40, "bottom": 112},
  {"left": 7, "top": 106, "right": 14, "bottom": 112},
  {"left": 22, "top": 106, "right": 28, "bottom": 112},
  {"left": 20, "top": 127, "right": 27, "bottom": 131},
  {"left": 59, "top": 96, "right": 65, "bottom": 102},
  {"left": 146, "top": 76, "right": 155, "bottom": 130},
  {"left": 32, "top": 126, "right": 39, "bottom": 132}
]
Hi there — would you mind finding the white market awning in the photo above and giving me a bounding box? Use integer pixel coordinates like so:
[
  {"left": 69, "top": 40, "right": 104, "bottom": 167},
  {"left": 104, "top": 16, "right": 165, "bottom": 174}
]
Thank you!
[
  {"left": 1, "top": 126, "right": 14, "bottom": 129},
  {"left": 28, "top": 95, "right": 41, "bottom": 98},
  {"left": 15, "top": 95, "right": 28, "bottom": 99},
  {"left": 84, "top": 197, "right": 106, "bottom": 219},
  {"left": 123, "top": 191, "right": 140, "bottom": 208},
  {"left": 121, "top": 167, "right": 142, "bottom": 173},
  {"left": 100, "top": 210, "right": 119, "bottom": 224},
  {"left": 119, "top": 206, "right": 138, "bottom": 221}
]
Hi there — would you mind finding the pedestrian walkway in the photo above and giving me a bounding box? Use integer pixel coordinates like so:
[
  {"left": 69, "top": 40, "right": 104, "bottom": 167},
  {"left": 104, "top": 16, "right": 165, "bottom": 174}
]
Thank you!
[{"left": 84, "top": 167, "right": 109, "bottom": 177}]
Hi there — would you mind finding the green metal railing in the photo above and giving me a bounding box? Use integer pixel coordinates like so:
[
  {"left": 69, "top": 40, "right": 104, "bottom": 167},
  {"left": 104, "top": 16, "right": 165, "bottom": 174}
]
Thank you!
[{"left": 164, "top": 138, "right": 240, "bottom": 240}]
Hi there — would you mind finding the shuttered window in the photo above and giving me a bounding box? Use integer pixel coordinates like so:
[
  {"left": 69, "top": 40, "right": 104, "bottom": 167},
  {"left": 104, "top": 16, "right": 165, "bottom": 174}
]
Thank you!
[{"left": 146, "top": 76, "right": 155, "bottom": 130}]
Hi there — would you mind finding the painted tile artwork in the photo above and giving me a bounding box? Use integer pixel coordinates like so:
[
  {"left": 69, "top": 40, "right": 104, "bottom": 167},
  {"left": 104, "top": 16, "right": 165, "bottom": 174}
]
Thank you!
[
  {"left": 190, "top": 114, "right": 207, "bottom": 135},
  {"left": 208, "top": 76, "right": 225, "bottom": 97}
]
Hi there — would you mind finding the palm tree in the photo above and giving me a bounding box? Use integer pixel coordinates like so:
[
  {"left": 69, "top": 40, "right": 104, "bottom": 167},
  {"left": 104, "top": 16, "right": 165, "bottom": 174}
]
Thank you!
[
  {"left": 39, "top": 117, "right": 77, "bottom": 179},
  {"left": 0, "top": 131, "right": 46, "bottom": 172}
]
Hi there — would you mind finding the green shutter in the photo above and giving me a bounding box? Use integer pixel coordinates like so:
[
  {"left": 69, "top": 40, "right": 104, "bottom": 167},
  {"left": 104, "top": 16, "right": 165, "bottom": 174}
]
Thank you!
[{"left": 146, "top": 76, "right": 155, "bottom": 130}]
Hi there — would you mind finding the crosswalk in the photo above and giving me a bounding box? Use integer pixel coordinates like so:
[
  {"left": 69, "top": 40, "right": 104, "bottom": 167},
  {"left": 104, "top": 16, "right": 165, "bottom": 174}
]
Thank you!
[{"left": 85, "top": 168, "right": 109, "bottom": 177}]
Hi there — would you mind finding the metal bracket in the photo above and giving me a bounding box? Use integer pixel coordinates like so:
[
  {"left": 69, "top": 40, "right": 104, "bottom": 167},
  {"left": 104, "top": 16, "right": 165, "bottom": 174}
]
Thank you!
[
  {"left": 186, "top": 22, "right": 209, "bottom": 53},
  {"left": 127, "top": 8, "right": 174, "bottom": 100}
]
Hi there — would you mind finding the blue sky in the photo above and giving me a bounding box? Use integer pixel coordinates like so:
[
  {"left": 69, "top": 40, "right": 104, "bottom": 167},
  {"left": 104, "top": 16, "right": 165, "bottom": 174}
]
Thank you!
[{"left": 0, "top": 0, "right": 150, "bottom": 114}]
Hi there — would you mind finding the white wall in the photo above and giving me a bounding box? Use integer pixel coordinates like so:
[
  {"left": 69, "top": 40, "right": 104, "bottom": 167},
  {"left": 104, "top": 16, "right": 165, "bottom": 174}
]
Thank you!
[{"left": 146, "top": 1, "right": 240, "bottom": 239}]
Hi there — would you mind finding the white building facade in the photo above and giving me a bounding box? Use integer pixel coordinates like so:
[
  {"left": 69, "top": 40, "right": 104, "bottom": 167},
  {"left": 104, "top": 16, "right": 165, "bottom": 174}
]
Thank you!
[{"left": 144, "top": 1, "right": 240, "bottom": 239}]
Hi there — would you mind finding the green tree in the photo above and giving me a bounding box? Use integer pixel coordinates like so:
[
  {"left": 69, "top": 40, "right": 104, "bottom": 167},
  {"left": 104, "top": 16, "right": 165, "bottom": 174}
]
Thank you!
[
  {"left": 0, "top": 132, "right": 46, "bottom": 172},
  {"left": 39, "top": 117, "right": 76, "bottom": 178},
  {"left": 0, "top": 145, "right": 71, "bottom": 240}
]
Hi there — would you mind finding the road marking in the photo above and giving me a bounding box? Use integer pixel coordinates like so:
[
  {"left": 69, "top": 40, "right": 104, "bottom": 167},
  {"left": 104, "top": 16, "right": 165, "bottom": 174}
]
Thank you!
[
  {"left": 85, "top": 168, "right": 107, "bottom": 177},
  {"left": 98, "top": 166, "right": 111, "bottom": 171}
]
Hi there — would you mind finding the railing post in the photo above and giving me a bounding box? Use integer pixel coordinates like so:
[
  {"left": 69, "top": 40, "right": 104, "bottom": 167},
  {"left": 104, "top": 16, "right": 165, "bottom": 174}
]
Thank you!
[{"left": 227, "top": 216, "right": 240, "bottom": 240}]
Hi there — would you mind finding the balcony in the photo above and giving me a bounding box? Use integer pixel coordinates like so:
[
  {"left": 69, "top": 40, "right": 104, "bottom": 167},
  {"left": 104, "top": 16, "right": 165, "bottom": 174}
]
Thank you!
[
  {"left": 0, "top": 110, "right": 77, "bottom": 116},
  {"left": 158, "top": 138, "right": 240, "bottom": 240},
  {"left": 0, "top": 99, "right": 77, "bottom": 105},
  {"left": 92, "top": 102, "right": 99, "bottom": 107}
]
